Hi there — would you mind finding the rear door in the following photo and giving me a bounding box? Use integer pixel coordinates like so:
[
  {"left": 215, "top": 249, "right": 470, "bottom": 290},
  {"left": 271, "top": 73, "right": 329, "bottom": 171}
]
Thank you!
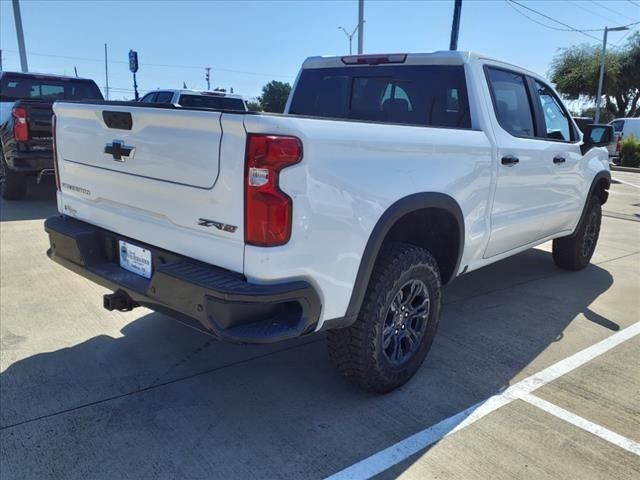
[{"left": 483, "top": 66, "right": 573, "bottom": 258}]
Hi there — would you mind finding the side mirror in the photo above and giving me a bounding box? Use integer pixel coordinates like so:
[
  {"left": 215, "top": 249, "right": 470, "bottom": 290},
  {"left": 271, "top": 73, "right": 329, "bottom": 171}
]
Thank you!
[{"left": 581, "top": 124, "right": 614, "bottom": 155}]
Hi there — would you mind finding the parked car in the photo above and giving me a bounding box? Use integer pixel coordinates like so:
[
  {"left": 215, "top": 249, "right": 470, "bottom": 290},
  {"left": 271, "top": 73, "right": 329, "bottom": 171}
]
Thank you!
[
  {"left": 609, "top": 117, "right": 640, "bottom": 160},
  {"left": 139, "top": 89, "right": 248, "bottom": 111},
  {"left": 0, "top": 71, "right": 104, "bottom": 199},
  {"left": 45, "top": 51, "right": 613, "bottom": 393}
]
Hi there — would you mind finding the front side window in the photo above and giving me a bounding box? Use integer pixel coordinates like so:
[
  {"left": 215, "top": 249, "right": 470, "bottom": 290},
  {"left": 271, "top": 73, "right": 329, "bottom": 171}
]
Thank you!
[
  {"left": 140, "top": 92, "right": 157, "bottom": 103},
  {"left": 534, "top": 81, "right": 573, "bottom": 141},
  {"left": 486, "top": 67, "right": 535, "bottom": 137},
  {"left": 289, "top": 65, "right": 471, "bottom": 128}
]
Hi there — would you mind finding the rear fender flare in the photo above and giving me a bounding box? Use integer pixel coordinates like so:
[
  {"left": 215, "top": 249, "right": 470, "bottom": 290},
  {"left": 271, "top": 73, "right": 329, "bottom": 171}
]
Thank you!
[{"left": 341, "top": 192, "right": 465, "bottom": 324}]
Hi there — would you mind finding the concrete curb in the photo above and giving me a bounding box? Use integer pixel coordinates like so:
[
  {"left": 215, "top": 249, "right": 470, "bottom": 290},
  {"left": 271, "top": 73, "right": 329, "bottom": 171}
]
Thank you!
[{"left": 610, "top": 165, "right": 640, "bottom": 173}]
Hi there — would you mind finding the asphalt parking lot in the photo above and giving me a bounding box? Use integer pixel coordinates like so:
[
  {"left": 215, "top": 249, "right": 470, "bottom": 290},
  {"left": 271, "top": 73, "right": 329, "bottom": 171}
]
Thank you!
[{"left": 1, "top": 173, "right": 639, "bottom": 479}]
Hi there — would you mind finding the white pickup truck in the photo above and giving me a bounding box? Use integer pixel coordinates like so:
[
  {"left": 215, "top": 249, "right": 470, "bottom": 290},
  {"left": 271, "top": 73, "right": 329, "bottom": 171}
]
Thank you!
[{"left": 46, "top": 51, "right": 613, "bottom": 393}]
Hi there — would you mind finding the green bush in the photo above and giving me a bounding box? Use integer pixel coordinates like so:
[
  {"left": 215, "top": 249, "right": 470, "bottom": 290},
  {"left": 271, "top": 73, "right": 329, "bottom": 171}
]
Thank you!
[{"left": 620, "top": 134, "right": 640, "bottom": 168}]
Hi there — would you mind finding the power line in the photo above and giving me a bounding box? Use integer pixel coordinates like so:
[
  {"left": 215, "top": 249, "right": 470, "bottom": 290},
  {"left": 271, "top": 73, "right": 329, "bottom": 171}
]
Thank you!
[
  {"left": 564, "top": 0, "right": 623, "bottom": 24},
  {"left": 629, "top": 1, "right": 640, "bottom": 8},
  {"left": 0, "top": 49, "right": 289, "bottom": 79},
  {"left": 506, "top": 0, "right": 601, "bottom": 40},
  {"left": 506, "top": 1, "right": 578, "bottom": 32},
  {"left": 591, "top": 0, "right": 638, "bottom": 22},
  {"left": 507, "top": 1, "right": 640, "bottom": 40}
]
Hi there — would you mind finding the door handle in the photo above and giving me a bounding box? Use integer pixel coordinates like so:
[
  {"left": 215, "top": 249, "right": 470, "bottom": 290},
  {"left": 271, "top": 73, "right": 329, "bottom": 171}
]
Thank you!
[
  {"left": 553, "top": 156, "right": 566, "bottom": 164},
  {"left": 501, "top": 155, "right": 519, "bottom": 166}
]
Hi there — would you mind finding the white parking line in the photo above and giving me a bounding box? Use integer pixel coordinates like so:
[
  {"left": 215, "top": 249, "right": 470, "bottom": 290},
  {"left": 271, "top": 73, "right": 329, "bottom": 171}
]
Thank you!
[
  {"left": 613, "top": 176, "right": 640, "bottom": 189},
  {"left": 325, "top": 321, "right": 640, "bottom": 480},
  {"left": 521, "top": 393, "right": 640, "bottom": 456}
]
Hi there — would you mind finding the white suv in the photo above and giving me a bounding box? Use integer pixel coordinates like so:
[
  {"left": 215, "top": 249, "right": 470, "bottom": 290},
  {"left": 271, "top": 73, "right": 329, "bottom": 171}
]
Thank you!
[{"left": 139, "top": 89, "right": 248, "bottom": 111}]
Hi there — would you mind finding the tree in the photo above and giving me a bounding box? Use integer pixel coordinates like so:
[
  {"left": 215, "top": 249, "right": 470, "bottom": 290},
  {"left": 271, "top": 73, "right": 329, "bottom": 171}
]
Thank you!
[
  {"left": 246, "top": 100, "right": 263, "bottom": 111},
  {"left": 258, "top": 80, "right": 291, "bottom": 113},
  {"left": 550, "top": 33, "right": 640, "bottom": 118}
]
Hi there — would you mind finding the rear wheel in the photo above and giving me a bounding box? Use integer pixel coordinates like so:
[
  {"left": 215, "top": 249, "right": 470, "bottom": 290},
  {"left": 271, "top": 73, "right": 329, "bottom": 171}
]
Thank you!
[
  {"left": 552, "top": 196, "right": 601, "bottom": 270},
  {"left": 327, "top": 242, "right": 442, "bottom": 393},
  {"left": 0, "top": 152, "right": 27, "bottom": 200}
]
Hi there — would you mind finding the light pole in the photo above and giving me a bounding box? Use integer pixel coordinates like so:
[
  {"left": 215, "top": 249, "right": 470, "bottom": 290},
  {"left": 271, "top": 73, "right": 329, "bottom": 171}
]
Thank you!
[
  {"left": 12, "top": 0, "right": 28, "bottom": 72},
  {"left": 358, "top": 0, "right": 364, "bottom": 54},
  {"left": 594, "top": 25, "right": 628, "bottom": 123},
  {"left": 338, "top": 25, "right": 360, "bottom": 55}
]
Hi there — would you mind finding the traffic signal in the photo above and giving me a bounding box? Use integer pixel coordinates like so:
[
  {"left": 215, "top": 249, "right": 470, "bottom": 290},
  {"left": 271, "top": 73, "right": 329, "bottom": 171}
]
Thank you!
[{"left": 129, "top": 50, "right": 139, "bottom": 73}]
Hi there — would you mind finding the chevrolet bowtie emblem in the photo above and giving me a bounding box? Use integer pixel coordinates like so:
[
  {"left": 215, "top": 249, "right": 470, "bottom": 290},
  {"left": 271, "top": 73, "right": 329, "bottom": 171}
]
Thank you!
[{"left": 104, "top": 140, "right": 135, "bottom": 162}]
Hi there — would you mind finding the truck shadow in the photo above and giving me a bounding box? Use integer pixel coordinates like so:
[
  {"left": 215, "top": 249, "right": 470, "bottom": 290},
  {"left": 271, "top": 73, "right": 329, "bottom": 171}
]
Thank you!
[
  {"left": 0, "top": 178, "right": 58, "bottom": 222},
  {"left": 0, "top": 249, "right": 616, "bottom": 479}
]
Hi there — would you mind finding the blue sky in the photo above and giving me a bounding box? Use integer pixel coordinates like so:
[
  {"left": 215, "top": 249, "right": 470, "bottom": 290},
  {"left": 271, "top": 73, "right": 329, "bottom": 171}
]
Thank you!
[{"left": 1, "top": 0, "right": 638, "bottom": 101}]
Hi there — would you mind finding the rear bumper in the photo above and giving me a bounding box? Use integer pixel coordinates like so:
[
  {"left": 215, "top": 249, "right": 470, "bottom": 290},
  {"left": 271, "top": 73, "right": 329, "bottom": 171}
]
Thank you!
[
  {"left": 44, "top": 215, "right": 321, "bottom": 343},
  {"left": 4, "top": 148, "right": 53, "bottom": 174}
]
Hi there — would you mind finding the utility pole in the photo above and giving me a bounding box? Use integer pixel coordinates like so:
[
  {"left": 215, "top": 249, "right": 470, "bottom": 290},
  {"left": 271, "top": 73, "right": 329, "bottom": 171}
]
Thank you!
[
  {"left": 0, "top": 49, "right": 3, "bottom": 71},
  {"left": 357, "top": 0, "right": 364, "bottom": 54},
  {"left": 12, "top": 0, "right": 28, "bottom": 72},
  {"left": 205, "top": 67, "right": 211, "bottom": 90},
  {"left": 104, "top": 44, "right": 110, "bottom": 100},
  {"left": 449, "top": 0, "right": 462, "bottom": 51},
  {"left": 595, "top": 25, "right": 629, "bottom": 123}
]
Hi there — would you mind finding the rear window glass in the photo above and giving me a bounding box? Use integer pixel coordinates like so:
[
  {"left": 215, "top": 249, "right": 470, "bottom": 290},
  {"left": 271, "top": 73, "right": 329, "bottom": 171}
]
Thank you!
[
  {"left": 289, "top": 65, "right": 471, "bottom": 128},
  {"left": 0, "top": 76, "right": 103, "bottom": 101},
  {"left": 178, "top": 94, "right": 246, "bottom": 111}
]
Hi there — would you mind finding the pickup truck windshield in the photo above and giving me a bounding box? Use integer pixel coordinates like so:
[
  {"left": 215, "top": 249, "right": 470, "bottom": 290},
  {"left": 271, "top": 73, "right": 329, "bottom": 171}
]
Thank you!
[
  {"left": 178, "top": 94, "right": 246, "bottom": 111},
  {"left": 289, "top": 65, "right": 470, "bottom": 128},
  {"left": 0, "top": 75, "right": 103, "bottom": 101}
]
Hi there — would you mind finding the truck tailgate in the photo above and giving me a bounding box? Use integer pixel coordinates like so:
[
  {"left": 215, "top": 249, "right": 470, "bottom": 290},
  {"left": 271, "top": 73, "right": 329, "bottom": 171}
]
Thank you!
[{"left": 52, "top": 102, "right": 247, "bottom": 273}]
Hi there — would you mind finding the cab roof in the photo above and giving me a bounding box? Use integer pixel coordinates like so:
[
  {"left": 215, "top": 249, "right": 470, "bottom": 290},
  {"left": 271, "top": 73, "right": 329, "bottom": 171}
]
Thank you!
[{"left": 301, "top": 51, "right": 542, "bottom": 79}]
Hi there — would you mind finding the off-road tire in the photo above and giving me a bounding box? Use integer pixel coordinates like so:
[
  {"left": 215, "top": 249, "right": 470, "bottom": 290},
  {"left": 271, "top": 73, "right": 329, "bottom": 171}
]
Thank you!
[
  {"left": 327, "top": 242, "right": 442, "bottom": 393},
  {"left": 552, "top": 196, "right": 602, "bottom": 271}
]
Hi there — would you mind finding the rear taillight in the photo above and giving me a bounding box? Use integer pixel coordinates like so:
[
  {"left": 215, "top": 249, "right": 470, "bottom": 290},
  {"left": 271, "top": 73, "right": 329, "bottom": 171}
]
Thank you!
[
  {"left": 52, "top": 114, "right": 60, "bottom": 191},
  {"left": 616, "top": 135, "right": 622, "bottom": 153},
  {"left": 245, "top": 134, "right": 302, "bottom": 246},
  {"left": 12, "top": 107, "right": 28, "bottom": 141}
]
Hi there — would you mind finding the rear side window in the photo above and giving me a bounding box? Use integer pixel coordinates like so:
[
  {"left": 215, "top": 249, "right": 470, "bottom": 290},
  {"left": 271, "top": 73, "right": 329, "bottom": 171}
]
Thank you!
[
  {"left": 178, "top": 94, "right": 246, "bottom": 111},
  {"left": 155, "top": 91, "right": 174, "bottom": 103},
  {"left": 289, "top": 65, "right": 471, "bottom": 128},
  {"left": 486, "top": 68, "right": 535, "bottom": 137}
]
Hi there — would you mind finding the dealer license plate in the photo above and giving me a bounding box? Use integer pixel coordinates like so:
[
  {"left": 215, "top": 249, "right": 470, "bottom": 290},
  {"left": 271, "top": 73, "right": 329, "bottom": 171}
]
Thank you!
[{"left": 119, "top": 240, "right": 152, "bottom": 279}]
